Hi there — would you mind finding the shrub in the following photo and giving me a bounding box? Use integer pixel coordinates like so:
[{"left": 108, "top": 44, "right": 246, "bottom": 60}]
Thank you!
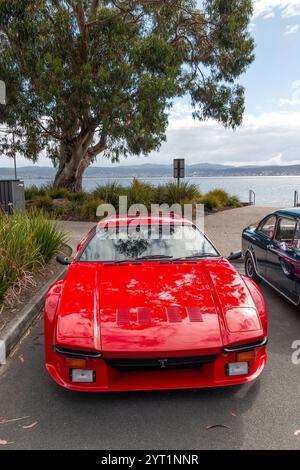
[
  {"left": 32, "top": 195, "right": 53, "bottom": 209},
  {"left": 66, "top": 191, "right": 87, "bottom": 202},
  {"left": 0, "top": 211, "right": 67, "bottom": 303},
  {"left": 201, "top": 194, "right": 221, "bottom": 210},
  {"left": 226, "top": 195, "right": 241, "bottom": 207},
  {"left": 126, "top": 179, "right": 155, "bottom": 209},
  {"left": 48, "top": 187, "right": 70, "bottom": 199},
  {"left": 206, "top": 189, "right": 230, "bottom": 206},
  {"left": 27, "top": 210, "right": 68, "bottom": 263},
  {"left": 156, "top": 182, "right": 201, "bottom": 206},
  {"left": 79, "top": 198, "right": 104, "bottom": 220},
  {"left": 25, "top": 184, "right": 49, "bottom": 200},
  {"left": 93, "top": 182, "right": 124, "bottom": 209}
]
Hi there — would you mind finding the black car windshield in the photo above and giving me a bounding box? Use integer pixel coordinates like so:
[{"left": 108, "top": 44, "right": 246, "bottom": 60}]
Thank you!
[{"left": 79, "top": 224, "right": 219, "bottom": 262}]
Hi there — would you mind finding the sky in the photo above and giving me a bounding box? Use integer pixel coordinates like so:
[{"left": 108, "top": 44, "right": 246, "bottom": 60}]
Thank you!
[{"left": 1, "top": 0, "right": 300, "bottom": 169}]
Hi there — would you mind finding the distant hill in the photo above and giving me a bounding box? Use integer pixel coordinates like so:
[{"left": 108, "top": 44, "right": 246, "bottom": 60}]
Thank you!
[{"left": 1, "top": 162, "right": 300, "bottom": 179}]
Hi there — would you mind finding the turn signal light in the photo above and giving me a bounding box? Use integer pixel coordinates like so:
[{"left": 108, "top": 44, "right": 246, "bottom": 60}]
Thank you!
[
  {"left": 65, "top": 357, "right": 87, "bottom": 369},
  {"left": 237, "top": 351, "right": 256, "bottom": 362}
]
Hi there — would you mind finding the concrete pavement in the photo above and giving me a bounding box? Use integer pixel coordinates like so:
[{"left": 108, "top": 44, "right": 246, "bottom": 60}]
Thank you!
[{"left": 205, "top": 205, "right": 281, "bottom": 256}]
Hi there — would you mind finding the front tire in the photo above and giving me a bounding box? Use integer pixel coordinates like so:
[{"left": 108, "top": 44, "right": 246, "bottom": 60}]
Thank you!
[{"left": 245, "top": 253, "right": 261, "bottom": 284}]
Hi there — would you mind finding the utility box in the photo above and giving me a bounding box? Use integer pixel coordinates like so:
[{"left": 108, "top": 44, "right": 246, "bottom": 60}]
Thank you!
[{"left": 0, "top": 180, "right": 26, "bottom": 214}]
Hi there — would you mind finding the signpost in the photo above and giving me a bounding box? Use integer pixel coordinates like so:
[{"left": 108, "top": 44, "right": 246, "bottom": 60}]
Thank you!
[{"left": 173, "top": 158, "right": 185, "bottom": 187}]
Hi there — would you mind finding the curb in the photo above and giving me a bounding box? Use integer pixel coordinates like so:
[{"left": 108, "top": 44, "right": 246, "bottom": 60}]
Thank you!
[{"left": 0, "top": 249, "right": 72, "bottom": 364}]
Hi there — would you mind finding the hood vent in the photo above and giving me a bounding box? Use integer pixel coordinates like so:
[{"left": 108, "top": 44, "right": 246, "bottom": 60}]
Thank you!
[
  {"left": 116, "top": 306, "right": 204, "bottom": 325},
  {"left": 117, "top": 308, "right": 131, "bottom": 326},
  {"left": 166, "top": 306, "right": 182, "bottom": 323},
  {"left": 186, "top": 306, "right": 203, "bottom": 322},
  {"left": 137, "top": 307, "right": 151, "bottom": 324}
]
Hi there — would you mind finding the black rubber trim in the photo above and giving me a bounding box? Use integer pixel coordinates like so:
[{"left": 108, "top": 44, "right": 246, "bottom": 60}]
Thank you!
[
  {"left": 222, "top": 337, "right": 268, "bottom": 354},
  {"left": 54, "top": 346, "right": 102, "bottom": 359},
  {"left": 104, "top": 354, "right": 218, "bottom": 371}
]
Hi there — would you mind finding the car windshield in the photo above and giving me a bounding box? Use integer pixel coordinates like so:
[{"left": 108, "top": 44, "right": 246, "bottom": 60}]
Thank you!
[{"left": 79, "top": 223, "right": 219, "bottom": 263}]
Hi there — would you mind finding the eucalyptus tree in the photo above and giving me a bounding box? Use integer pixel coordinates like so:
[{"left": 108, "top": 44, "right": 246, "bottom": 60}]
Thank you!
[{"left": 0, "top": 1, "right": 254, "bottom": 191}]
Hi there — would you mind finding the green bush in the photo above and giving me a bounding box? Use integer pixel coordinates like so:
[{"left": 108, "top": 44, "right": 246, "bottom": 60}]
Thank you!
[
  {"left": 126, "top": 179, "right": 155, "bottom": 209},
  {"left": 226, "top": 195, "right": 241, "bottom": 207},
  {"left": 25, "top": 184, "right": 50, "bottom": 200},
  {"left": 206, "top": 189, "right": 230, "bottom": 206},
  {"left": 202, "top": 189, "right": 241, "bottom": 208},
  {"left": 25, "top": 181, "right": 240, "bottom": 220},
  {"left": 66, "top": 191, "right": 87, "bottom": 202},
  {"left": 93, "top": 182, "right": 124, "bottom": 209},
  {"left": 27, "top": 211, "right": 68, "bottom": 263},
  {"left": 201, "top": 194, "right": 221, "bottom": 210},
  {"left": 0, "top": 211, "right": 67, "bottom": 303},
  {"left": 156, "top": 182, "right": 201, "bottom": 206},
  {"left": 48, "top": 187, "right": 70, "bottom": 199},
  {"left": 32, "top": 195, "right": 54, "bottom": 209},
  {"left": 79, "top": 198, "right": 104, "bottom": 220}
]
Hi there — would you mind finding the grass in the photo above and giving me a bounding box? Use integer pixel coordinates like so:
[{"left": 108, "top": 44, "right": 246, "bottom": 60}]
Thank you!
[
  {"left": 157, "top": 182, "right": 202, "bottom": 206},
  {"left": 24, "top": 180, "right": 241, "bottom": 220},
  {"left": 0, "top": 210, "right": 68, "bottom": 304}
]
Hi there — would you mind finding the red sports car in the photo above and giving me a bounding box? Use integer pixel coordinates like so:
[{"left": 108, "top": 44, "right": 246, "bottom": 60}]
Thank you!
[{"left": 45, "top": 214, "right": 268, "bottom": 392}]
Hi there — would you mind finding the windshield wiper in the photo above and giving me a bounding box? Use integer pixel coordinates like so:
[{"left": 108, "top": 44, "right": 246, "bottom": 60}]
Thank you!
[
  {"left": 173, "top": 253, "right": 220, "bottom": 261},
  {"left": 135, "top": 255, "right": 174, "bottom": 261},
  {"left": 108, "top": 255, "right": 174, "bottom": 264}
]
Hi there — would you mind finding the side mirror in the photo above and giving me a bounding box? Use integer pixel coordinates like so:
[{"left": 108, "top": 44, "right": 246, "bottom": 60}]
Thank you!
[
  {"left": 227, "top": 251, "right": 243, "bottom": 261},
  {"left": 56, "top": 254, "right": 72, "bottom": 266}
]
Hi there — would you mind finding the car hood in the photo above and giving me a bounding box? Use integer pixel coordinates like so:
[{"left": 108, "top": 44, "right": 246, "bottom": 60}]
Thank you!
[{"left": 56, "top": 259, "right": 262, "bottom": 355}]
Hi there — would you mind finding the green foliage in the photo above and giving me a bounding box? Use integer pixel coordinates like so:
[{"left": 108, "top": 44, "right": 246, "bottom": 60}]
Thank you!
[
  {"left": 32, "top": 194, "right": 53, "bottom": 209},
  {"left": 126, "top": 179, "right": 155, "bottom": 209},
  {"left": 24, "top": 180, "right": 241, "bottom": 219},
  {"left": 66, "top": 191, "right": 86, "bottom": 202},
  {"left": 27, "top": 210, "right": 68, "bottom": 263},
  {"left": 226, "top": 195, "right": 241, "bottom": 207},
  {"left": 48, "top": 187, "right": 70, "bottom": 199},
  {"left": 201, "top": 194, "right": 221, "bottom": 210},
  {"left": 0, "top": 210, "right": 67, "bottom": 303},
  {"left": 201, "top": 189, "right": 241, "bottom": 210},
  {"left": 157, "top": 182, "right": 202, "bottom": 206},
  {"left": 25, "top": 184, "right": 49, "bottom": 199},
  {"left": 0, "top": 0, "right": 254, "bottom": 189},
  {"left": 93, "top": 182, "right": 124, "bottom": 209},
  {"left": 79, "top": 198, "right": 104, "bottom": 221},
  {"left": 206, "top": 189, "right": 230, "bottom": 206}
]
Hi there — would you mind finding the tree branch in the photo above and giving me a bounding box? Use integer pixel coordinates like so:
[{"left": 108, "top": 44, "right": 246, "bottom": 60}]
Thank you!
[{"left": 87, "top": 131, "right": 107, "bottom": 158}]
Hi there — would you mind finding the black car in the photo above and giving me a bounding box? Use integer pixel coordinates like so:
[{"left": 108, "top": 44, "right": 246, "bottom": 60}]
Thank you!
[{"left": 242, "top": 208, "right": 300, "bottom": 305}]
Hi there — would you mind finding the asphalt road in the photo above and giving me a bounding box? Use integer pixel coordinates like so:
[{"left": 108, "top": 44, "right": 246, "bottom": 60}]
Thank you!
[{"left": 0, "top": 278, "right": 300, "bottom": 450}]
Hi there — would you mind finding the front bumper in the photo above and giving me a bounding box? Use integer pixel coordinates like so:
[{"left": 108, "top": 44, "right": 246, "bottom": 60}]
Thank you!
[{"left": 46, "top": 346, "right": 267, "bottom": 392}]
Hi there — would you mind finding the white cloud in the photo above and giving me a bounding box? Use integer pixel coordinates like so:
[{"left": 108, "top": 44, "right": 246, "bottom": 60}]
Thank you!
[
  {"left": 141, "top": 109, "right": 300, "bottom": 167},
  {"left": 263, "top": 11, "right": 275, "bottom": 19},
  {"left": 280, "top": 80, "right": 300, "bottom": 106},
  {"left": 254, "top": 0, "right": 300, "bottom": 19},
  {"left": 2, "top": 107, "right": 300, "bottom": 169},
  {"left": 284, "top": 24, "right": 299, "bottom": 34}
]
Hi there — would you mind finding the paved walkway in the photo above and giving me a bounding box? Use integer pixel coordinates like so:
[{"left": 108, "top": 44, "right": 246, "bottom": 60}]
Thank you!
[
  {"left": 57, "top": 205, "right": 281, "bottom": 256},
  {"left": 205, "top": 205, "right": 281, "bottom": 256}
]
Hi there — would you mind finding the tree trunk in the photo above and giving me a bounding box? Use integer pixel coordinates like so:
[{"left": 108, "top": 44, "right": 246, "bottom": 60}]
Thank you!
[{"left": 53, "top": 131, "right": 99, "bottom": 192}]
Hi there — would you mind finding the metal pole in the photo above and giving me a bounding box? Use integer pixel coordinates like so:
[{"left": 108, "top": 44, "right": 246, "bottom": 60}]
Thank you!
[
  {"left": 12, "top": 131, "right": 17, "bottom": 179},
  {"left": 294, "top": 190, "right": 298, "bottom": 207}
]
